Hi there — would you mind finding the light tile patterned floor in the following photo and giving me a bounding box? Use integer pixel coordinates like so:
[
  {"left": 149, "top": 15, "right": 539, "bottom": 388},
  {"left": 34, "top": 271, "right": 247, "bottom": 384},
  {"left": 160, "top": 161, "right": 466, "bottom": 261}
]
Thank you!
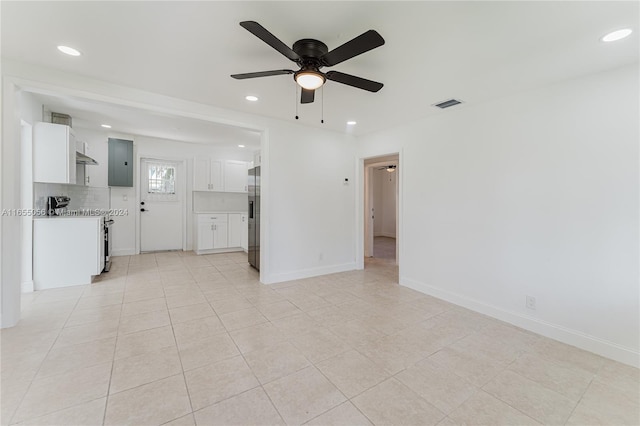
[
  {"left": 1, "top": 251, "right": 638, "bottom": 425},
  {"left": 373, "top": 237, "right": 395, "bottom": 261}
]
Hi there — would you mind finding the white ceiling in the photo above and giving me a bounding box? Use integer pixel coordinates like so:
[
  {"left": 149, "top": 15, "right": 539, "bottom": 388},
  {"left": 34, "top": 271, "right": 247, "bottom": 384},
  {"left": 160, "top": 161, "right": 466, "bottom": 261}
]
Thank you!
[
  {"left": 32, "top": 92, "right": 262, "bottom": 149},
  {"left": 2, "top": 1, "right": 638, "bottom": 138}
]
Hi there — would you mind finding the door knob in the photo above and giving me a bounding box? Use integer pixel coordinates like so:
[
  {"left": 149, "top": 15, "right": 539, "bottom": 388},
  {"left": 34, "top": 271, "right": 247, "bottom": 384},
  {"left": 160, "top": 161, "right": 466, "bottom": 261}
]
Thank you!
[{"left": 141, "top": 208, "right": 147, "bottom": 212}]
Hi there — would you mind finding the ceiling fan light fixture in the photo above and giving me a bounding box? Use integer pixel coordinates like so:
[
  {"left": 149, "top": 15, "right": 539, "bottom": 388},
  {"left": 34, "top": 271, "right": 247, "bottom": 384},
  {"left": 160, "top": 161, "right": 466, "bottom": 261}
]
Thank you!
[
  {"left": 57, "top": 45, "right": 81, "bottom": 56},
  {"left": 386, "top": 165, "right": 396, "bottom": 172},
  {"left": 601, "top": 28, "right": 632, "bottom": 42},
  {"left": 295, "top": 70, "right": 325, "bottom": 90}
]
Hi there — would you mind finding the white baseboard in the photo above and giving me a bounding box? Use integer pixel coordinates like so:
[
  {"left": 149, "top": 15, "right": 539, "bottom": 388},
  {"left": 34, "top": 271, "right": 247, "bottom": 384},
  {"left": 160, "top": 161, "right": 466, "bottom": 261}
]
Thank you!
[
  {"left": 401, "top": 276, "right": 640, "bottom": 368},
  {"left": 21, "top": 280, "right": 34, "bottom": 293},
  {"left": 264, "top": 262, "right": 357, "bottom": 285},
  {"left": 112, "top": 249, "right": 136, "bottom": 257},
  {"left": 194, "top": 247, "right": 244, "bottom": 255}
]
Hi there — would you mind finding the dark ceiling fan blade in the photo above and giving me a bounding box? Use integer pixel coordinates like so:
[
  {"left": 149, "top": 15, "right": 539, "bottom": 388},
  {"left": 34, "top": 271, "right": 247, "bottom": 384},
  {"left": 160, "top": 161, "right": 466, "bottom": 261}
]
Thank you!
[
  {"left": 300, "top": 89, "right": 315, "bottom": 104},
  {"left": 239, "top": 21, "right": 300, "bottom": 62},
  {"left": 321, "top": 30, "right": 385, "bottom": 66},
  {"left": 231, "top": 69, "right": 294, "bottom": 79},
  {"left": 325, "top": 71, "right": 383, "bottom": 92}
]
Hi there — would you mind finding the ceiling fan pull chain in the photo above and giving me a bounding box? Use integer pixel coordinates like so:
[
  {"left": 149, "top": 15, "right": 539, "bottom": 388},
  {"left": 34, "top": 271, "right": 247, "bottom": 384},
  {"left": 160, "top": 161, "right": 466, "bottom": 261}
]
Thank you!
[
  {"left": 321, "top": 86, "right": 324, "bottom": 124},
  {"left": 295, "top": 84, "right": 299, "bottom": 120}
]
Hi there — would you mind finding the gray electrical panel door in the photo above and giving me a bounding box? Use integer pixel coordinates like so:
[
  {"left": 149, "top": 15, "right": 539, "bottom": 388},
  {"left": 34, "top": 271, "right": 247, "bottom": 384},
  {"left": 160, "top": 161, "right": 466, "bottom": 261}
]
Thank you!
[{"left": 108, "top": 138, "right": 133, "bottom": 187}]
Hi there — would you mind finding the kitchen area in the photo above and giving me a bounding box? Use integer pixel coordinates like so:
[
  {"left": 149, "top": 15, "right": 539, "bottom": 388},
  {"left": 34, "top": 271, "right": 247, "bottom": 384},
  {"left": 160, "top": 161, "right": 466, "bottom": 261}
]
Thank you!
[{"left": 27, "top": 99, "right": 262, "bottom": 293}]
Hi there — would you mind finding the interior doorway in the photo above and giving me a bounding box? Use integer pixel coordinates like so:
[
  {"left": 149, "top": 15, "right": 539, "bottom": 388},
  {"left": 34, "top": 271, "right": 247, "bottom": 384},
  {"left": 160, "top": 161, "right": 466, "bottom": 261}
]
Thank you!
[
  {"left": 139, "top": 158, "right": 185, "bottom": 252},
  {"left": 363, "top": 154, "right": 399, "bottom": 266}
]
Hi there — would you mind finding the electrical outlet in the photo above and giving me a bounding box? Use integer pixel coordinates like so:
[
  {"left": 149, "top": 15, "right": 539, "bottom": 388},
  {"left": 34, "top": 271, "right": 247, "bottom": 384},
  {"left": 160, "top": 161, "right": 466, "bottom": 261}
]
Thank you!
[
  {"left": 319, "top": 253, "right": 324, "bottom": 261},
  {"left": 526, "top": 296, "right": 536, "bottom": 310}
]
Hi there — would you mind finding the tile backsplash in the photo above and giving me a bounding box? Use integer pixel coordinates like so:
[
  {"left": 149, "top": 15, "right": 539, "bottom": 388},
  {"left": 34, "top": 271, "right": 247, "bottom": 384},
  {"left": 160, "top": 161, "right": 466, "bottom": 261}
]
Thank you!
[
  {"left": 34, "top": 183, "right": 110, "bottom": 211},
  {"left": 193, "top": 191, "right": 248, "bottom": 212}
]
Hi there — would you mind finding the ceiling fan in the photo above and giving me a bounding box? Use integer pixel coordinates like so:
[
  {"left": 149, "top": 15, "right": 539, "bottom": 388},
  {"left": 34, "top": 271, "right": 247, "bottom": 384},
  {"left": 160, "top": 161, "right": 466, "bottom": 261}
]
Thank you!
[
  {"left": 377, "top": 165, "right": 397, "bottom": 172},
  {"left": 231, "top": 21, "right": 385, "bottom": 104}
]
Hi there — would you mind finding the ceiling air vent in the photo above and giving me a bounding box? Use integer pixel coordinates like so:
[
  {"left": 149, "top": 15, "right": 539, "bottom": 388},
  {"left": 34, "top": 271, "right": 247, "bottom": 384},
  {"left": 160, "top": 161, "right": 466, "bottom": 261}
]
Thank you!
[{"left": 433, "top": 99, "right": 463, "bottom": 109}]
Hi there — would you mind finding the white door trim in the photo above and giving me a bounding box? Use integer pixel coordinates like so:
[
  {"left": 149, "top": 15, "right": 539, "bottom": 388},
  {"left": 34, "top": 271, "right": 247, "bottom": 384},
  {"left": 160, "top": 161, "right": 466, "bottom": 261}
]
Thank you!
[
  {"left": 356, "top": 152, "right": 402, "bottom": 270},
  {"left": 20, "top": 120, "right": 34, "bottom": 293}
]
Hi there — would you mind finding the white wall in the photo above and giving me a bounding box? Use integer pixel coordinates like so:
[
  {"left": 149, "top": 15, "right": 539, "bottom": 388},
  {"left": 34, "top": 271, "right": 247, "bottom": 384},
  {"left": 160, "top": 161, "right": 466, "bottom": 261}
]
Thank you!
[
  {"left": 372, "top": 168, "right": 396, "bottom": 238},
  {"left": 264, "top": 121, "right": 357, "bottom": 283},
  {"left": 1, "top": 85, "right": 39, "bottom": 326},
  {"left": 381, "top": 169, "right": 396, "bottom": 237},
  {"left": 358, "top": 64, "right": 639, "bottom": 366},
  {"left": 373, "top": 169, "right": 383, "bottom": 236},
  {"left": 18, "top": 91, "right": 42, "bottom": 294},
  {"left": 1, "top": 83, "right": 22, "bottom": 326}
]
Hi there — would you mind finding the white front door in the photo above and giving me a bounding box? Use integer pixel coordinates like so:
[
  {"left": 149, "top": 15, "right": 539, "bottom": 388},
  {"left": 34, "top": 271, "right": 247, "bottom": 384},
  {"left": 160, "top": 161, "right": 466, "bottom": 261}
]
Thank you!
[{"left": 140, "top": 159, "right": 183, "bottom": 252}]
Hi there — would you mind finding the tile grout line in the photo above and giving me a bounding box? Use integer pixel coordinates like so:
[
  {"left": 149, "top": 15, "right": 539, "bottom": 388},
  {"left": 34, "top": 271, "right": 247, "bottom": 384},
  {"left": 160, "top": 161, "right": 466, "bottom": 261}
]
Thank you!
[
  {"left": 101, "top": 273, "right": 127, "bottom": 426},
  {"left": 188, "top": 255, "right": 288, "bottom": 424},
  {"left": 7, "top": 280, "right": 126, "bottom": 423},
  {"left": 302, "top": 364, "right": 370, "bottom": 425},
  {"left": 479, "top": 353, "right": 565, "bottom": 425},
  {"left": 224, "top": 330, "right": 288, "bottom": 426},
  {"left": 562, "top": 368, "right": 599, "bottom": 424},
  {"left": 7, "top": 258, "right": 134, "bottom": 424},
  {"left": 163, "top": 275, "right": 198, "bottom": 424},
  {"left": 6, "top": 289, "right": 83, "bottom": 425},
  {"left": 169, "top": 254, "right": 255, "bottom": 421},
  {"left": 216, "top": 255, "right": 285, "bottom": 422}
]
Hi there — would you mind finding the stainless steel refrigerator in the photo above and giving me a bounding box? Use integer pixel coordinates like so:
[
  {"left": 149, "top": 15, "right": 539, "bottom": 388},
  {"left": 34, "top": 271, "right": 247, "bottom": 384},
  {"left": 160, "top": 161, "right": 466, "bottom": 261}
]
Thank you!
[{"left": 248, "top": 166, "right": 260, "bottom": 270}]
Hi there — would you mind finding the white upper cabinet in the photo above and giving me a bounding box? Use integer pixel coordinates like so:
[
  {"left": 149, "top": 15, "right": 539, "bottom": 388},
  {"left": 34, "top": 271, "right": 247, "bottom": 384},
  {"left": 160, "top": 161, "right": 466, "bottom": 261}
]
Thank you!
[
  {"left": 224, "top": 160, "right": 248, "bottom": 193},
  {"left": 194, "top": 157, "right": 210, "bottom": 191},
  {"left": 33, "top": 122, "right": 77, "bottom": 184},
  {"left": 194, "top": 158, "right": 223, "bottom": 191},
  {"left": 194, "top": 158, "right": 247, "bottom": 193}
]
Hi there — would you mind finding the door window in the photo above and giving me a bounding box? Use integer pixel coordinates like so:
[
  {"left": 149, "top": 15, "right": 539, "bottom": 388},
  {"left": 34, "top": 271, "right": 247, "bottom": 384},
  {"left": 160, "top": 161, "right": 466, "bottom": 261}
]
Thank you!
[{"left": 143, "top": 161, "right": 178, "bottom": 202}]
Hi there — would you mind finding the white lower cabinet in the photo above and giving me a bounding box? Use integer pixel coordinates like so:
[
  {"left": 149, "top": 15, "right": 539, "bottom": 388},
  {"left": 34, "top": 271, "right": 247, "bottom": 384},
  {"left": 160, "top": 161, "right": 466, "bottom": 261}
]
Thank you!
[
  {"left": 33, "top": 217, "right": 104, "bottom": 289},
  {"left": 214, "top": 222, "right": 229, "bottom": 249},
  {"left": 196, "top": 221, "right": 215, "bottom": 251},
  {"left": 196, "top": 214, "right": 228, "bottom": 252},
  {"left": 228, "top": 214, "right": 242, "bottom": 248},
  {"left": 240, "top": 214, "right": 248, "bottom": 252},
  {"left": 194, "top": 213, "right": 246, "bottom": 255}
]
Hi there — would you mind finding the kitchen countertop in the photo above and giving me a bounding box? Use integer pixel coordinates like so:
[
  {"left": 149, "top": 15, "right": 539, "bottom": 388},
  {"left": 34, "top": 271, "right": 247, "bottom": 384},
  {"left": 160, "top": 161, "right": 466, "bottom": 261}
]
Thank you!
[{"left": 33, "top": 215, "right": 104, "bottom": 220}]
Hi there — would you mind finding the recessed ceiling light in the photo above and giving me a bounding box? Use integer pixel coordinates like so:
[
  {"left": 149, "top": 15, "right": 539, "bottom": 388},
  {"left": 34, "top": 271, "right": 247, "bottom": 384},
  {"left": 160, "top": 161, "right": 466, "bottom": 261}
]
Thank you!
[
  {"left": 245, "top": 95, "right": 258, "bottom": 102},
  {"left": 101, "top": 124, "right": 111, "bottom": 128},
  {"left": 238, "top": 144, "right": 245, "bottom": 148},
  {"left": 347, "top": 121, "right": 357, "bottom": 125},
  {"left": 57, "top": 45, "right": 81, "bottom": 56},
  {"left": 601, "top": 29, "right": 632, "bottom": 42}
]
